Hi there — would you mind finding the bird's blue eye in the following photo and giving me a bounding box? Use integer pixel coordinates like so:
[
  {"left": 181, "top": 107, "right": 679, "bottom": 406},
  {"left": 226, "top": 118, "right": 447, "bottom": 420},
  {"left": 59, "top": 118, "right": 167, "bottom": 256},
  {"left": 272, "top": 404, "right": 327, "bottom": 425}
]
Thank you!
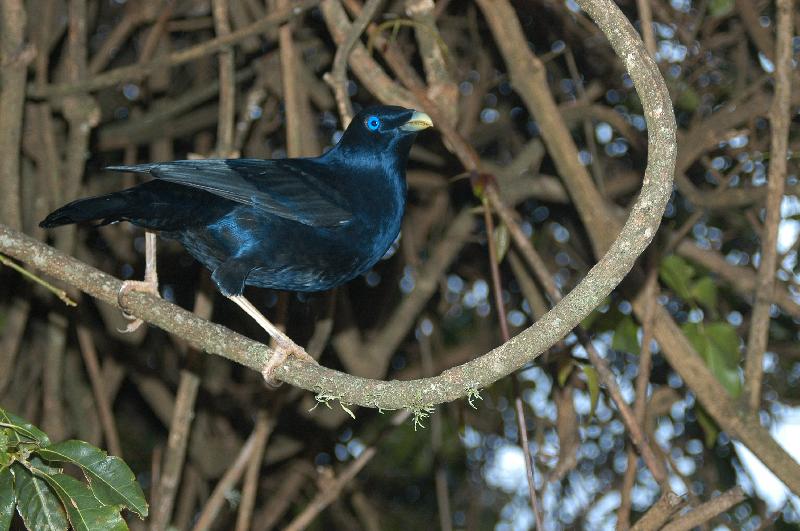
[{"left": 366, "top": 116, "right": 381, "bottom": 131}]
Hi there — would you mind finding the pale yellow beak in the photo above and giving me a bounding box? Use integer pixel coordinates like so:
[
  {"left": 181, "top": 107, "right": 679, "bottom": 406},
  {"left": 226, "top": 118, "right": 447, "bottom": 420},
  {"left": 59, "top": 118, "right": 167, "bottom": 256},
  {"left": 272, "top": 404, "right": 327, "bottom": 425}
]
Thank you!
[{"left": 400, "top": 111, "right": 434, "bottom": 132}]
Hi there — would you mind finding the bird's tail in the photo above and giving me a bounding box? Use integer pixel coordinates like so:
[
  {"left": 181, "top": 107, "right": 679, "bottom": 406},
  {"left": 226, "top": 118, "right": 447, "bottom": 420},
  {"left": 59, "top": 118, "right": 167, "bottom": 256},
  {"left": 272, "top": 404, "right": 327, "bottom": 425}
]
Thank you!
[{"left": 40, "top": 192, "right": 135, "bottom": 228}]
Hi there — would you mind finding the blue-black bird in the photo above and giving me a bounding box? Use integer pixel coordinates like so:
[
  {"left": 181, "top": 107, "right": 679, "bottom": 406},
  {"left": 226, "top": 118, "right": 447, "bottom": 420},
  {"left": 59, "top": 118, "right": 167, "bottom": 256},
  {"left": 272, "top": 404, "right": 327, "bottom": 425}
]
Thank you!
[{"left": 40, "top": 105, "right": 434, "bottom": 376}]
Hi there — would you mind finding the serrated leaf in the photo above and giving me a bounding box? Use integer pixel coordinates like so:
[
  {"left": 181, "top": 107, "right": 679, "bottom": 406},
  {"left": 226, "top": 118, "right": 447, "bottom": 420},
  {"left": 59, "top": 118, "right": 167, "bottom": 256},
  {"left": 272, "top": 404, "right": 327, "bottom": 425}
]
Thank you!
[
  {"left": 612, "top": 315, "right": 640, "bottom": 354},
  {"left": 660, "top": 255, "right": 695, "bottom": 301},
  {"left": 696, "top": 407, "right": 719, "bottom": 448},
  {"left": 581, "top": 365, "right": 600, "bottom": 418},
  {"left": 0, "top": 467, "right": 14, "bottom": 531},
  {"left": 681, "top": 322, "right": 742, "bottom": 397},
  {"left": 689, "top": 277, "right": 718, "bottom": 313},
  {"left": 0, "top": 408, "right": 50, "bottom": 448},
  {"left": 37, "top": 440, "right": 148, "bottom": 518},
  {"left": 39, "top": 472, "right": 128, "bottom": 531},
  {"left": 493, "top": 223, "right": 510, "bottom": 263},
  {"left": 12, "top": 463, "right": 67, "bottom": 531},
  {"left": 557, "top": 361, "right": 575, "bottom": 388}
]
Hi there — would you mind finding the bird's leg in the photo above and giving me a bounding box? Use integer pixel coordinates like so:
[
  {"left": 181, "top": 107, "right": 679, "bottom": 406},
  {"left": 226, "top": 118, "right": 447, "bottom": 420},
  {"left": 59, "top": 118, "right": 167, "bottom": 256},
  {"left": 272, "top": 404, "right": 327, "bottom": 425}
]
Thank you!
[
  {"left": 118, "top": 231, "right": 160, "bottom": 333},
  {"left": 226, "top": 295, "right": 317, "bottom": 384}
]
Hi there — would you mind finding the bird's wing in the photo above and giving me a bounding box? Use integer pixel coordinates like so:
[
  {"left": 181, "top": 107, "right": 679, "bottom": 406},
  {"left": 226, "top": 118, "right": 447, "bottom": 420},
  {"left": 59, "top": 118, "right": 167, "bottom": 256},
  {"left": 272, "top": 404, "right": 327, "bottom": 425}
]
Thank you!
[{"left": 107, "top": 159, "right": 353, "bottom": 227}]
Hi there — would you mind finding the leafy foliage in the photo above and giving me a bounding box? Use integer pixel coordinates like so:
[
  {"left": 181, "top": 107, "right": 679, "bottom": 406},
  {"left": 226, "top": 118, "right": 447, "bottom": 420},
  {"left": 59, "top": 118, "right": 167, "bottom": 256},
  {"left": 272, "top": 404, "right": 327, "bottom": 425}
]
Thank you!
[
  {"left": 0, "top": 407, "right": 147, "bottom": 530},
  {"left": 612, "top": 315, "right": 640, "bottom": 354}
]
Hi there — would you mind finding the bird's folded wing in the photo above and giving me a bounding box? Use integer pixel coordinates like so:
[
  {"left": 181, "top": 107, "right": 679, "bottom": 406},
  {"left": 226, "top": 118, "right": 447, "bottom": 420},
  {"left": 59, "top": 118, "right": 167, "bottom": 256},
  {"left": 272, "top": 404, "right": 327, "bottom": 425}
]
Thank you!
[{"left": 107, "top": 159, "right": 353, "bottom": 227}]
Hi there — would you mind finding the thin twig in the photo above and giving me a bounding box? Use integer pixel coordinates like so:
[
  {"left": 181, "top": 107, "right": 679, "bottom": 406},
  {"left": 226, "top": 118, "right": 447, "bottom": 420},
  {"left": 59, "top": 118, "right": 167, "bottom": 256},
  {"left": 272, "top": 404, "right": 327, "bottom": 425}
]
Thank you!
[
  {"left": 420, "top": 328, "right": 452, "bottom": 531},
  {"left": 251, "top": 463, "right": 313, "bottom": 531},
  {"left": 29, "top": 0, "right": 322, "bottom": 99},
  {"left": 635, "top": 0, "right": 657, "bottom": 56},
  {"left": 284, "top": 411, "right": 409, "bottom": 530},
  {"left": 234, "top": 412, "right": 272, "bottom": 531},
  {"left": 193, "top": 413, "right": 272, "bottom": 530},
  {"left": 482, "top": 197, "right": 543, "bottom": 527},
  {"left": 75, "top": 326, "right": 124, "bottom": 458},
  {"left": 212, "top": 0, "right": 236, "bottom": 156},
  {"left": 320, "top": 0, "right": 416, "bottom": 109},
  {"left": 661, "top": 487, "right": 746, "bottom": 531},
  {"left": 743, "top": 0, "right": 793, "bottom": 413},
  {"left": 0, "top": 253, "right": 77, "bottom": 306},
  {"left": 89, "top": 0, "right": 158, "bottom": 73},
  {"left": 0, "top": 299, "right": 30, "bottom": 394},
  {"left": 279, "top": 0, "right": 319, "bottom": 157},
  {"left": 41, "top": 313, "right": 68, "bottom": 442},
  {"left": 150, "top": 370, "right": 200, "bottom": 531},
  {"left": 325, "top": 0, "right": 386, "bottom": 126},
  {"left": 565, "top": 48, "right": 605, "bottom": 193},
  {"left": 618, "top": 267, "right": 659, "bottom": 529},
  {"left": 630, "top": 491, "right": 685, "bottom": 531},
  {"left": 0, "top": 0, "right": 30, "bottom": 231}
]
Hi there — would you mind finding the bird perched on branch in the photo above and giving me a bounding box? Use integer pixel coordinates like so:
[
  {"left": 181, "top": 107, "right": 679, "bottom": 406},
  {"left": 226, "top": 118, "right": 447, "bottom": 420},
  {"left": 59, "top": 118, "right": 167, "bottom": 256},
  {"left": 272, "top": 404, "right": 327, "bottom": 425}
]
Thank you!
[{"left": 41, "top": 105, "right": 434, "bottom": 380}]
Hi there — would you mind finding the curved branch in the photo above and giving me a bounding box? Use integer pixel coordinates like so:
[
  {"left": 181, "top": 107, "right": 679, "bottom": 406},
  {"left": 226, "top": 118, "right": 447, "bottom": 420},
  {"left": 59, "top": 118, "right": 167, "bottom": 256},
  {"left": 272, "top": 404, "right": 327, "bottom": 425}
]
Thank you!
[{"left": 1, "top": 0, "right": 675, "bottom": 410}]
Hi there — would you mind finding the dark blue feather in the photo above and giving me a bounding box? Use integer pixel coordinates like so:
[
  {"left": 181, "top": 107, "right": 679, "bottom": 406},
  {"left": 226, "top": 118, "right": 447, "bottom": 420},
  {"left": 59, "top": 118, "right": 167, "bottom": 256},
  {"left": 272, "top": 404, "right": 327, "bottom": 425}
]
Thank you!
[{"left": 40, "top": 105, "right": 433, "bottom": 296}]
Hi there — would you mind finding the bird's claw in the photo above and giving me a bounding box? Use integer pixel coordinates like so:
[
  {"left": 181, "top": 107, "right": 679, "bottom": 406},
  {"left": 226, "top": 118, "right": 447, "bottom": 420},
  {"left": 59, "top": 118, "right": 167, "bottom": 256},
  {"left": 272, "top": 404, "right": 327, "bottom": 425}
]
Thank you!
[
  {"left": 117, "top": 280, "right": 160, "bottom": 333},
  {"left": 261, "top": 341, "right": 317, "bottom": 387}
]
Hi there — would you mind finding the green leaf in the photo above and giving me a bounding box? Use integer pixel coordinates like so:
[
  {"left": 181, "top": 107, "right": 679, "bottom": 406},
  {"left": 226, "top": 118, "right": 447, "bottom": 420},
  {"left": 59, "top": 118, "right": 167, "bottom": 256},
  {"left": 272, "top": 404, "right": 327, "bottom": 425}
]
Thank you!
[
  {"left": 39, "top": 472, "right": 128, "bottom": 531},
  {"left": 689, "top": 276, "right": 718, "bottom": 313},
  {"left": 581, "top": 365, "right": 600, "bottom": 418},
  {"left": 0, "top": 432, "right": 10, "bottom": 468},
  {"left": 704, "top": 323, "right": 740, "bottom": 365},
  {"left": 660, "top": 255, "right": 695, "bottom": 301},
  {"left": 612, "top": 315, "right": 640, "bottom": 354},
  {"left": 493, "top": 223, "right": 510, "bottom": 263},
  {"left": 580, "top": 297, "right": 612, "bottom": 331},
  {"left": 12, "top": 463, "right": 67, "bottom": 531},
  {"left": 557, "top": 361, "right": 575, "bottom": 388},
  {"left": 709, "top": 0, "right": 734, "bottom": 16},
  {"left": 37, "top": 440, "right": 148, "bottom": 518},
  {"left": 675, "top": 85, "right": 700, "bottom": 113},
  {"left": 696, "top": 407, "right": 719, "bottom": 448},
  {"left": 0, "top": 408, "right": 50, "bottom": 448},
  {"left": 0, "top": 467, "right": 14, "bottom": 531},
  {"left": 681, "top": 322, "right": 742, "bottom": 397}
]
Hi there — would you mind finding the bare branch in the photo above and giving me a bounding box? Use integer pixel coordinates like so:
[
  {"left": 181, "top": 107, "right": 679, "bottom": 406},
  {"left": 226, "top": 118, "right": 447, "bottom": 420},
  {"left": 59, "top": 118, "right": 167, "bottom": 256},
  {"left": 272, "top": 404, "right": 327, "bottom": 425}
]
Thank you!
[
  {"left": 744, "top": 0, "right": 793, "bottom": 413},
  {"left": 150, "top": 371, "right": 200, "bottom": 531},
  {"left": 630, "top": 492, "right": 685, "bottom": 531},
  {"left": 28, "top": 0, "right": 322, "bottom": 99},
  {"left": 325, "top": 0, "right": 385, "bottom": 127},
  {"left": 661, "top": 487, "right": 746, "bottom": 531}
]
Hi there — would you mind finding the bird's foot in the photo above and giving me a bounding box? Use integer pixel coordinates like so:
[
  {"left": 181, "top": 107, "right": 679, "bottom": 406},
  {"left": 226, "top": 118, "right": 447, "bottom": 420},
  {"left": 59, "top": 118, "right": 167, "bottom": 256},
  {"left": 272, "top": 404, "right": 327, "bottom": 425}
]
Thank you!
[
  {"left": 261, "top": 340, "right": 317, "bottom": 387},
  {"left": 117, "top": 280, "right": 160, "bottom": 333}
]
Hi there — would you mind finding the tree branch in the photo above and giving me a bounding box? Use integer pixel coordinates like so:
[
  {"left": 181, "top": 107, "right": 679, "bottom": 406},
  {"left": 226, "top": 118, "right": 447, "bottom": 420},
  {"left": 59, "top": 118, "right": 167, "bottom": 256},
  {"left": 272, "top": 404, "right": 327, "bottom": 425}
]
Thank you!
[
  {"left": 743, "top": 0, "right": 793, "bottom": 413},
  {"left": 28, "top": 0, "right": 321, "bottom": 99},
  {"left": 2, "top": 0, "right": 674, "bottom": 412}
]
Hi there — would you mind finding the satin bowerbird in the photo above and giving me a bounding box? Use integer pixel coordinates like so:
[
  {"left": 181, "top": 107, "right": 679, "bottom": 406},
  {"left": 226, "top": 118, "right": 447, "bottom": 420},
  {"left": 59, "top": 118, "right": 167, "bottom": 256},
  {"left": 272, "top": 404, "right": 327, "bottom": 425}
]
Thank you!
[{"left": 41, "top": 105, "right": 434, "bottom": 380}]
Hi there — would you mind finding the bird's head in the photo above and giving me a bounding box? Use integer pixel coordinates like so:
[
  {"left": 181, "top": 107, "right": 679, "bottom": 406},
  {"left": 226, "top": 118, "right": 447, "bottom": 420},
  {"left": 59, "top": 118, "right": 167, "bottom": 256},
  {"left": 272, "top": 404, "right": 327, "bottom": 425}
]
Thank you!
[{"left": 334, "top": 105, "right": 433, "bottom": 160}]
